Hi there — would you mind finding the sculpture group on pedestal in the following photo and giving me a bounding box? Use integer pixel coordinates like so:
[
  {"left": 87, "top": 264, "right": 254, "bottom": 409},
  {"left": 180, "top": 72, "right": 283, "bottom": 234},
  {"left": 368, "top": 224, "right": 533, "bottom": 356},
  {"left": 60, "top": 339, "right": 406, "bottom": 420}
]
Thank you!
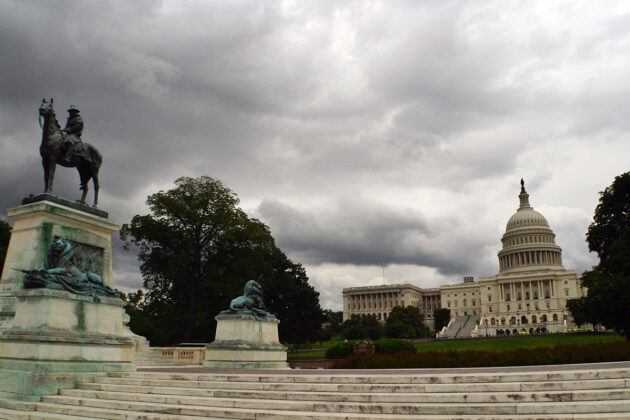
[
  {"left": 16, "top": 237, "right": 118, "bottom": 302},
  {"left": 221, "top": 279, "right": 276, "bottom": 319},
  {"left": 0, "top": 99, "right": 137, "bottom": 400},
  {"left": 206, "top": 280, "right": 287, "bottom": 369}
]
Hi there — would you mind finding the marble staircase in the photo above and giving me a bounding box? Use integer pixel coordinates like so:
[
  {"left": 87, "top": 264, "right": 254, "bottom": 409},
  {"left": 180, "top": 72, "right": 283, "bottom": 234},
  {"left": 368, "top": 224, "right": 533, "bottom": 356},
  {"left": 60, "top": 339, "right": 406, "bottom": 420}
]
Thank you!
[{"left": 1, "top": 365, "right": 630, "bottom": 418}]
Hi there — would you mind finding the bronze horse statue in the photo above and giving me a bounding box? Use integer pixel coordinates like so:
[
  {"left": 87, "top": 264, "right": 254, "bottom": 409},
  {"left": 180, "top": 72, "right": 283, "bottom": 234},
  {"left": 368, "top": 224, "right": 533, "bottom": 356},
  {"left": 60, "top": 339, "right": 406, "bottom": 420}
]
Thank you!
[{"left": 38, "top": 98, "right": 102, "bottom": 207}]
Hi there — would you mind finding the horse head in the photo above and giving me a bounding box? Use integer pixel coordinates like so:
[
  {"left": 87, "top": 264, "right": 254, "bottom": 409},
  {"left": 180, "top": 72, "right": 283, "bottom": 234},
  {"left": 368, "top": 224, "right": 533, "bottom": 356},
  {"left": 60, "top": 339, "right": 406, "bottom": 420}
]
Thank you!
[{"left": 38, "top": 98, "right": 57, "bottom": 129}]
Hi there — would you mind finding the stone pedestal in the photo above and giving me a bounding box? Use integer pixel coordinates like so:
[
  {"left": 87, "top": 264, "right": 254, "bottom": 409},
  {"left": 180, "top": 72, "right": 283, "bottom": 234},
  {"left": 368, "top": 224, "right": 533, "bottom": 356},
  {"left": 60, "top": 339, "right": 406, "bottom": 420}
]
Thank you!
[
  {"left": 0, "top": 289, "right": 135, "bottom": 400},
  {"left": 204, "top": 314, "right": 288, "bottom": 369},
  {"left": 0, "top": 196, "right": 118, "bottom": 326}
]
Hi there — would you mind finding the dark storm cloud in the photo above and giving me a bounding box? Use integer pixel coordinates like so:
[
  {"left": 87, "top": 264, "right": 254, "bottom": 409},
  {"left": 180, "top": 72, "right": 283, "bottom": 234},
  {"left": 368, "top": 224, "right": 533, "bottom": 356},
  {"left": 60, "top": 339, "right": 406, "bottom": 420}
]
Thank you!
[
  {"left": 258, "top": 197, "right": 493, "bottom": 276},
  {"left": 0, "top": 1, "right": 627, "bottom": 307}
]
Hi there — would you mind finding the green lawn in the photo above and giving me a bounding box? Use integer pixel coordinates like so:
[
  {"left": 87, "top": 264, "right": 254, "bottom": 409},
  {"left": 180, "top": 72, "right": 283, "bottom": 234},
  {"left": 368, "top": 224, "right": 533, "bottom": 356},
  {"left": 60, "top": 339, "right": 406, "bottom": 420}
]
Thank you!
[
  {"left": 414, "top": 334, "right": 624, "bottom": 353},
  {"left": 287, "top": 334, "right": 626, "bottom": 359}
]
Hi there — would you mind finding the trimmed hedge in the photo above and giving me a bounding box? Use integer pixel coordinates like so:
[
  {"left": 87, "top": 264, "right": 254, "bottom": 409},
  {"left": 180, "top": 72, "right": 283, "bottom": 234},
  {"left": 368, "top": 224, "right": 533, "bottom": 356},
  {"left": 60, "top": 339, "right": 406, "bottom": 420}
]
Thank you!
[
  {"left": 374, "top": 338, "right": 416, "bottom": 354},
  {"left": 326, "top": 338, "right": 416, "bottom": 359},
  {"left": 325, "top": 341, "right": 356, "bottom": 359},
  {"left": 332, "top": 340, "right": 630, "bottom": 369}
]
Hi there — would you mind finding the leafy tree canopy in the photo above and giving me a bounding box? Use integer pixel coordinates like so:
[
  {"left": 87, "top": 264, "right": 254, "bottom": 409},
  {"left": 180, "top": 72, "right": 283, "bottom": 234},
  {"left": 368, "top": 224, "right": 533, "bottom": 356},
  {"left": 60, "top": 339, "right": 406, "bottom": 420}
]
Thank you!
[
  {"left": 586, "top": 172, "right": 630, "bottom": 273},
  {"left": 120, "top": 176, "right": 323, "bottom": 345},
  {"left": 0, "top": 219, "right": 11, "bottom": 275},
  {"left": 433, "top": 307, "right": 451, "bottom": 332},
  {"left": 320, "top": 309, "right": 344, "bottom": 341},
  {"left": 341, "top": 314, "right": 384, "bottom": 341},
  {"left": 385, "top": 305, "right": 429, "bottom": 339},
  {"left": 567, "top": 172, "right": 630, "bottom": 338}
]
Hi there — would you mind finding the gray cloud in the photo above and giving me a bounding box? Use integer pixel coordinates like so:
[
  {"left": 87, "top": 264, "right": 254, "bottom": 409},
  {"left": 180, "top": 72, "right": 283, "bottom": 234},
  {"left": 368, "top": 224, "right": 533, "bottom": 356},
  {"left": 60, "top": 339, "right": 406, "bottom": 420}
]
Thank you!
[
  {"left": 1, "top": 1, "right": 628, "bottom": 309},
  {"left": 258, "top": 196, "right": 495, "bottom": 276}
]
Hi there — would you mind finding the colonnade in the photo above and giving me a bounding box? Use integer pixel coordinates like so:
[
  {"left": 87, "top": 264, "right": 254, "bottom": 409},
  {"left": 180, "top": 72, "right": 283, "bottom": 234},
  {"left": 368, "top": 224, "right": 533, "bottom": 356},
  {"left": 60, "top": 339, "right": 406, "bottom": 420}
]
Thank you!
[
  {"left": 500, "top": 279, "right": 554, "bottom": 301},
  {"left": 421, "top": 294, "right": 440, "bottom": 312},
  {"left": 499, "top": 249, "right": 561, "bottom": 271},
  {"left": 347, "top": 291, "right": 401, "bottom": 312}
]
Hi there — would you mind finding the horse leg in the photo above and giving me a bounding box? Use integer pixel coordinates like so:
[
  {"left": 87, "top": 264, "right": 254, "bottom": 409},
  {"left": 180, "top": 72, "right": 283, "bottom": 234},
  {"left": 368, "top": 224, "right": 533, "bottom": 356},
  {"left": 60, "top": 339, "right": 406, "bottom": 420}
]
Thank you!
[
  {"left": 46, "top": 160, "right": 56, "bottom": 193},
  {"left": 77, "top": 168, "right": 88, "bottom": 204},
  {"left": 92, "top": 173, "right": 100, "bottom": 208},
  {"left": 42, "top": 159, "right": 50, "bottom": 192}
]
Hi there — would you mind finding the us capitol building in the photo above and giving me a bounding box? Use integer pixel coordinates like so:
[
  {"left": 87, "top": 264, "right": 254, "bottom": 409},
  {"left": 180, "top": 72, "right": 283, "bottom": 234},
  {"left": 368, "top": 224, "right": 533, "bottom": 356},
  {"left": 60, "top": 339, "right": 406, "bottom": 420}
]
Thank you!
[{"left": 342, "top": 181, "right": 585, "bottom": 335}]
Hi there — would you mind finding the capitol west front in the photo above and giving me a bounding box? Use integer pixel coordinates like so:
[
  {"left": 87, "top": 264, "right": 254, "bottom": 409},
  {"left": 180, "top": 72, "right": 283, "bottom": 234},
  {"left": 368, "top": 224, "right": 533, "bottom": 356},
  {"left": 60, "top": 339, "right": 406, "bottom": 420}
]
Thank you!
[{"left": 342, "top": 182, "right": 585, "bottom": 335}]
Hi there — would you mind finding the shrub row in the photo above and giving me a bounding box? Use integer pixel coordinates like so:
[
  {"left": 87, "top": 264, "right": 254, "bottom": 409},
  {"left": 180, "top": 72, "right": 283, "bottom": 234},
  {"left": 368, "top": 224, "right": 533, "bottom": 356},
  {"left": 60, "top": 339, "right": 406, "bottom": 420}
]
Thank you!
[
  {"left": 325, "top": 338, "right": 416, "bottom": 359},
  {"left": 331, "top": 340, "right": 630, "bottom": 369}
]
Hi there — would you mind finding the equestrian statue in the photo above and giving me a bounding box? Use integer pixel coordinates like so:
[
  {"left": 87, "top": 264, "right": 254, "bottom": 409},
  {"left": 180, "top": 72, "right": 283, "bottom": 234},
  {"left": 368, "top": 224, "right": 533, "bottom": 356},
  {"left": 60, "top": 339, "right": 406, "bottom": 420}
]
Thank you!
[{"left": 38, "top": 98, "right": 102, "bottom": 207}]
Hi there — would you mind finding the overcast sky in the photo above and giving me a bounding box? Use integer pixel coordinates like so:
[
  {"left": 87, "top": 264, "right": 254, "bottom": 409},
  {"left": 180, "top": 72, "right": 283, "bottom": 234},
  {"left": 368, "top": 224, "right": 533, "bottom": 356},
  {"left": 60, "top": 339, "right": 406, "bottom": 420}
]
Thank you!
[{"left": 1, "top": 1, "right": 628, "bottom": 310}]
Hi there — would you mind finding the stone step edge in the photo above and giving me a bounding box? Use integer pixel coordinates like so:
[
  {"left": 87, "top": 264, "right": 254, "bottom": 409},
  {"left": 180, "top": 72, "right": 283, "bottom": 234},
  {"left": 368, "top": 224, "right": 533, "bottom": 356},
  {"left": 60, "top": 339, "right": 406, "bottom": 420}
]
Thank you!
[
  {"left": 0, "top": 398, "right": 36, "bottom": 411},
  {"left": 66, "top": 386, "right": 630, "bottom": 404},
  {"left": 91, "top": 376, "right": 630, "bottom": 391},
  {"left": 114, "top": 369, "right": 630, "bottom": 383},
  {"left": 31, "top": 401, "right": 630, "bottom": 420},
  {"left": 40, "top": 394, "right": 630, "bottom": 412},
  {"left": 33, "top": 402, "right": 221, "bottom": 420}
]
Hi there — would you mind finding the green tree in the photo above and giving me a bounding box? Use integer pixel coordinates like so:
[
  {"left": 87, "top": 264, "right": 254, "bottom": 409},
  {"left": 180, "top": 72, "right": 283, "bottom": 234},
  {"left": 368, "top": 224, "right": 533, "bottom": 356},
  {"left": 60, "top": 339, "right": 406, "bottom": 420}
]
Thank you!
[
  {"left": 340, "top": 314, "right": 384, "bottom": 340},
  {"left": 120, "top": 176, "right": 323, "bottom": 345},
  {"left": 385, "top": 306, "right": 428, "bottom": 339},
  {"left": 323, "top": 309, "right": 343, "bottom": 326},
  {"left": 320, "top": 309, "right": 344, "bottom": 341},
  {"left": 567, "top": 172, "right": 630, "bottom": 338},
  {"left": 434, "top": 308, "right": 451, "bottom": 332},
  {"left": 0, "top": 219, "right": 10, "bottom": 275}
]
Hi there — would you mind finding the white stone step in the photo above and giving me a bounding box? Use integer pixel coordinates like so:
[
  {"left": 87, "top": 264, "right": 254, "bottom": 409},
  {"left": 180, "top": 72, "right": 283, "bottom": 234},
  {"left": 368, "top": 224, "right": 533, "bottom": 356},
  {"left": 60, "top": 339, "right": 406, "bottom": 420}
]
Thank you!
[
  {"left": 119, "top": 367, "right": 630, "bottom": 384},
  {"left": 40, "top": 394, "right": 630, "bottom": 416},
  {"left": 0, "top": 407, "right": 29, "bottom": 420},
  {"left": 33, "top": 401, "right": 222, "bottom": 419},
  {"left": 91, "top": 375, "right": 630, "bottom": 394},
  {"left": 65, "top": 385, "right": 630, "bottom": 404},
  {"left": 27, "top": 400, "right": 630, "bottom": 420},
  {"left": 0, "top": 407, "right": 101, "bottom": 420}
]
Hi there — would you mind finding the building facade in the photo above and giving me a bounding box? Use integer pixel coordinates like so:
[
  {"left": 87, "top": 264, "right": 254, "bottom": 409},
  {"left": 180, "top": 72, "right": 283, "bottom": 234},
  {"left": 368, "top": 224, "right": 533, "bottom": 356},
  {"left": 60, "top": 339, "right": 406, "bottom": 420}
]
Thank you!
[
  {"left": 342, "top": 284, "right": 440, "bottom": 330},
  {"left": 475, "top": 182, "right": 584, "bottom": 335},
  {"left": 341, "top": 181, "right": 585, "bottom": 336}
]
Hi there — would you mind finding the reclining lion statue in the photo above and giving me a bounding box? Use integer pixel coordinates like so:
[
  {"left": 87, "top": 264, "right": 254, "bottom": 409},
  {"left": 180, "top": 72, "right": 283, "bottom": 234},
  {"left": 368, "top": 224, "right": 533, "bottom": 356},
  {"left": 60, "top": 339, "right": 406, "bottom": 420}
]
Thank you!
[{"left": 221, "top": 280, "right": 276, "bottom": 319}]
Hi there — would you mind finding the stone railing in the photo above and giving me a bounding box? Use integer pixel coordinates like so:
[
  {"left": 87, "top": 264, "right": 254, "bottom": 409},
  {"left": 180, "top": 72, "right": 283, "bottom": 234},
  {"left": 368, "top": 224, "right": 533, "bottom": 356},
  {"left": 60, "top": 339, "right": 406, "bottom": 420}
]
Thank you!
[{"left": 151, "top": 347, "right": 206, "bottom": 364}]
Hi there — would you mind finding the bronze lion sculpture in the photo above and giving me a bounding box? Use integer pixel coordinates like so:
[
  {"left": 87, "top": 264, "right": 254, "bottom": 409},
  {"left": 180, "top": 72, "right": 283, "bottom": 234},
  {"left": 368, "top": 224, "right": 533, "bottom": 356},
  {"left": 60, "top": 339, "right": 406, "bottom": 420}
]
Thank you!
[{"left": 221, "top": 280, "right": 276, "bottom": 319}]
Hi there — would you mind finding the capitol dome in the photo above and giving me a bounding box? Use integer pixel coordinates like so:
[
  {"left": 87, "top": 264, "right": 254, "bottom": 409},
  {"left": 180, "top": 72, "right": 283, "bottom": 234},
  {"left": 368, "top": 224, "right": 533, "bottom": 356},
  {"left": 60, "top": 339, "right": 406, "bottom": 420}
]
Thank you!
[{"left": 497, "top": 180, "right": 563, "bottom": 273}]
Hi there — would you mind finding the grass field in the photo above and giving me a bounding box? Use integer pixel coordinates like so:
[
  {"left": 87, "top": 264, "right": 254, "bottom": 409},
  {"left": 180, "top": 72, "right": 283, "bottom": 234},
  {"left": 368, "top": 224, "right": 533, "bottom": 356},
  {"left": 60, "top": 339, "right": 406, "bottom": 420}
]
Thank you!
[{"left": 287, "top": 334, "right": 625, "bottom": 360}]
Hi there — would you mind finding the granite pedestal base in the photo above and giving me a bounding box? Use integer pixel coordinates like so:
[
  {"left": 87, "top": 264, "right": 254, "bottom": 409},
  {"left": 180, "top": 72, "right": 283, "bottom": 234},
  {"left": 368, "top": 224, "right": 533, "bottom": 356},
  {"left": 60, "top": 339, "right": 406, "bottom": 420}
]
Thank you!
[
  {"left": 0, "top": 289, "right": 135, "bottom": 400},
  {"left": 205, "top": 313, "right": 288, "bottom": 369}
]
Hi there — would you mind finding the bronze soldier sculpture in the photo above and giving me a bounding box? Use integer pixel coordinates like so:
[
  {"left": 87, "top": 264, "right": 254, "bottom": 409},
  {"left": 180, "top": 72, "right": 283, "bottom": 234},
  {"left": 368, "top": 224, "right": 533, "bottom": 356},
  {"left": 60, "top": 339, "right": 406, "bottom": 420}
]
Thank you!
[
  {"left": 38, "top": 98, "right": 102, "bottom": 207},
  {"left": 60, "top": 105, "right": 83, "bottom": 165},
  {"left": 17, "top": 238, "right": 118, "bottom": 302}
]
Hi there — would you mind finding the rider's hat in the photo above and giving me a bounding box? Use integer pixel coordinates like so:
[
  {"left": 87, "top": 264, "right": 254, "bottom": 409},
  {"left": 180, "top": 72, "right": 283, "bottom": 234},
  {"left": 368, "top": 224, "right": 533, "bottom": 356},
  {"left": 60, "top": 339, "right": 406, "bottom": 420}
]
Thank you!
[{"left": 67, "top": 105, "right": 80, "bottom": 113}]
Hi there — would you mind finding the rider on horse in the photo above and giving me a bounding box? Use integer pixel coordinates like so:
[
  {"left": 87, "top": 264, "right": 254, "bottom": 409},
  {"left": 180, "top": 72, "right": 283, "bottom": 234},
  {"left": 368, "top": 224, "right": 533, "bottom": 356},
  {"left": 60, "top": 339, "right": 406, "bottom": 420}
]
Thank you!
[{"left": 60, "top": 105, "right": 83, "bottom": 165}]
